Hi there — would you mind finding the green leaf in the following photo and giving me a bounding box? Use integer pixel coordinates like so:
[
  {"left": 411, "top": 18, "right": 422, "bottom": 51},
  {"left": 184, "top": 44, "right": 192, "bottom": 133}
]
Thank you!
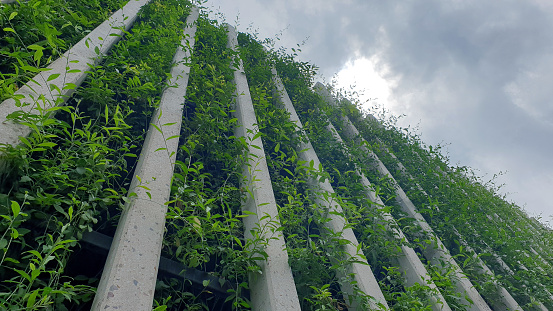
[
  {"left": 153, "top": 306, "right": 167, "bottom": 311},
  {"left": 3, "top": 27, "right": 15, "bottom": 33},
  {"left": 37, "top": 142, "right": 57, "bottom": 148},
  {"left": 27, "top": 44, "right": 43, "bottom": 51},
  {"left": 34, "top": 48, "right": 44, "bottom": 63},
  {"left": 27, "top": 289, "right": 39, "bottom": 309},
  {"left": 11, "top": 228, "right": 19, "bottom": 239},
  {"left": 31, "top": 268, "right": 41, "bottom": 281},
  {"left": 47, "top": 73, "right": 60, "bottom": 81},
  {"left": 26, "top": 250, "right": 43, "bottom": 261},
  {"left": 63, "top": 83, "right": 77, "bottom": 90},
  {"left": 21, "top": 65, "right": 40, "bottom": 72},
  {"left": 14, "top": 269, "right": 31, "bottom": 282},
  {"left": 11, "top": 201, "right": 20, "bottom": 218},
  {"left": 252, "top": 132, "right": 262, "bottom": 141},
  {"left": 202, "top": 279, "right": 210, "bottom": 287},
  {"left": 274, "top": 143, "right": 280, "bottom": 153},
  {"left": 151, "top": 123, "right": 162, "bottom": 133},
  {"left": 19, "top": 136, "right": 32, "bottom": 148},
  {"left": 9, "top": 12, "right": 18, "bottom": 21}
]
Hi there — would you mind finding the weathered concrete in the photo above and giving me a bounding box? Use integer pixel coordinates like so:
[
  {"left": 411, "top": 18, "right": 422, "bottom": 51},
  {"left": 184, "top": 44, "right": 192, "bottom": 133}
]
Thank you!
[
  {"left": 449, "top": 227, "right": 523, "bottom": 311},
  {"left": 492, "top": 213, "right": 551, "bottom": 269},
  {"left": 314, "top": 84, "right": 492, "bottom": 311},
  {"left": 366, "top": 135, "right": 523, "bottom": 311},
  {"left": 226, "top": 25, "right": 301, "bottom": 311},
  {"left": 315, "top": 86, "right": 451, "bottom": 311},
  {"left": 273, "top": 71, "right": 389, "bottom": 310},
  {"left": 91, "top": 8, "right": 199, "bottom": 311},
  {"left": 0, "top": 0, "right": 151, "bottom": 148},
  {"left": 406, "top": 145, "right": 549, "bottom": 311}
]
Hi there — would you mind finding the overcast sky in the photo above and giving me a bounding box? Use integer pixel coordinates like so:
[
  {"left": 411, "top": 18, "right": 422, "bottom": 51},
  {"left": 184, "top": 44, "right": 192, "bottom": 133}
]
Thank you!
[{"left": 205, "top": 0, "right": 553, "bottom": 225}]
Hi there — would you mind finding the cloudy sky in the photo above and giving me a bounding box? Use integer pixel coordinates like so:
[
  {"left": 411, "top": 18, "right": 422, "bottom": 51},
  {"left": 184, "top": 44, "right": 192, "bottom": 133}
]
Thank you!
[{"left": 205, "top": 0, "right": 553, "bottom": 225}]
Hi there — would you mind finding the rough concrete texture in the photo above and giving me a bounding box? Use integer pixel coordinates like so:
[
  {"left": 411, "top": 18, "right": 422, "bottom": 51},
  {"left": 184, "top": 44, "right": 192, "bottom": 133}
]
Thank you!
[
  {"left": 0, "top": 0, "right": 151, "bottom": 148},
  {"left": 226, "top": 25, "right": 301, "bottom": 311},
  {"left": 464, "top": 223, "right": 549, "bottom": 310},
  {"left": 450, "top": 228, "right": 523, "bottom": 311},
  {"left": 362, "top": 134, "right": 524, "bottom": 310},
  {"left": 316, "top": 85, "right": 451, "bottom": 311},
  {"left": 313, "top": 83, "right": 491, "bottom": 311},
  {"left": 91, "top": 8, "right": 199, "bottom": 311},
  {"left": 273, "top": 71, "right": 389, "bottom": 310},
  {"left": 421, "top": 159, "right": 544, "bottom": 310},
  {"left": 394, "top": 156, "right": 522, "bottom": 310},
  {"left": 389, "top": 147, "right": 523, "bottom": 310}
]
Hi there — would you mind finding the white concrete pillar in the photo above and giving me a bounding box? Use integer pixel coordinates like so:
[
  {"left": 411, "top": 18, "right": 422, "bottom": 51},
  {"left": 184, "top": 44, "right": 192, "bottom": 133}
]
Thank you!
[
  {"left": 367, "top": 111, "right": 547, "bottom": 311},
  {"left": 226, "top": 25, "right": 301, "bottom": 311},
  {"left": 272, "top": 70, "right": 389, "bottom": 310},
  {"left": 362, "top": 134, "right": 526, "bottom": 310},
  {"left": 0, "top": 0, "right": 151, "bottom": 148},
  {"left": 315, "top": 86, "right": 451, "bottom": 311},
  {"left": 91, "top": 8, "right": 199, "bottom": 310},
  {"left": 313, "top": 83, "right": 491, "bottom": 311},
  {"left": 384, "top": 147, "right": 522, "bottom": 311},
  {"left": 407, "top": 147, "right": 550, "bottom": 310}
]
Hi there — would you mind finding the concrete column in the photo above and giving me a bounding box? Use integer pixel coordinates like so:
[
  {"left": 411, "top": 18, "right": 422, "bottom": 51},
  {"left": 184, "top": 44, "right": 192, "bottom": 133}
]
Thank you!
[
  {"left": 407, "top": 147, "right": 550, "bottom": 310},
  {"left": 448, "top": 227, "right": 523, "bottom": 311},
  {"left": 462, "top": 219, "right": 549, "bottom": 311},
  {"left": 225, "top": 25, "right": 301, "bottom": 311},
  {"left": 362, "top": 133, "right": 525, "bottom": 310},
  {"left": 272, "top": 70, "right": 389, "bottom": 310},
  {"left": 315, "top": 97, "right": 451, "bottom": 311},
  {"left": 385, "top": 148, "right": 522, "bottom": 311},
  {"left": 313, "top": 88, "right": 451, "bottom": 311},
  {"left": 314, "top": 83, "right": 491, "bottom": 311},
  {"left": 492, "top": 213, "right": 551, "bottom": 268},
  {"left": 91, "top": 8, "right": 199, "bottom": 310},
  {"left": 0, "top": 0, "right": 151, "bottom": 148}
]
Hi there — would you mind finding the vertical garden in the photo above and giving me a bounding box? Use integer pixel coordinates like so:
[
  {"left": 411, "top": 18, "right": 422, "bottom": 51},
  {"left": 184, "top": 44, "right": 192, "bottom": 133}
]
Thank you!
[{"left": 1, "top": 0, "right": 551, "bottom": 310}]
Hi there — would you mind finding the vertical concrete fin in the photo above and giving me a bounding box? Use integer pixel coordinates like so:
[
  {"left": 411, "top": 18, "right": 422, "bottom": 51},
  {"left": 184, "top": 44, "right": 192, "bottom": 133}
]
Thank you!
[
  {"left": 312, "top": 82, "right": 492, "bottom": 311},
  {"left": 402, "top": 145, "right": 544, "bottom": 311},
  {"left": 91, "top": 8, "right": 199, "bottom": 311},
  {"left": 367, "top": 128, "right": 524, "bottom": 311},
  {"left": 0, "top": 0, "right": 152, "bottom": 148},
  {"left": 272, "top": 69, "right": 389, "bottom": 310},
  {"left": 225, "top": 24, "right": 302, "bottom": 311},
  {"left": 314, "top": 87, "right": 451, "bottom": 311}
]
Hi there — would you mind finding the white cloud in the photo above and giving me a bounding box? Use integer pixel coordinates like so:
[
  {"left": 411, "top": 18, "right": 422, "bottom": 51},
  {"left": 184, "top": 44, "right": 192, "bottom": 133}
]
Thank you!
[{"left": 335, "top": 55, "right": 398, "bottom": 113}]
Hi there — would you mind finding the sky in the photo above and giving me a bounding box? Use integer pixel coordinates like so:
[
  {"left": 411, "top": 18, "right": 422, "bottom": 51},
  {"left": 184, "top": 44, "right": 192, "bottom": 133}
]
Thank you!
[{"left": 204, "top": 0, "right": 553, "bottom": 225}]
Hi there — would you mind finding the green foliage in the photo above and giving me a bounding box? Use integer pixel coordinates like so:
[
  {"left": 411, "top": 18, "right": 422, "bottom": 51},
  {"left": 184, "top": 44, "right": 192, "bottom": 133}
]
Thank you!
[
  {"left": 0, "top": 0, "right": 192, "bottom": 309},
  {"left": 2, "top": 1, "right": 551, "bottom": 310},
  {"left": 347, "top": 95, "right": 553, "bottom": 309},
  {"left": 0, "top": 0, "right": 128, "bottom": 102}
]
